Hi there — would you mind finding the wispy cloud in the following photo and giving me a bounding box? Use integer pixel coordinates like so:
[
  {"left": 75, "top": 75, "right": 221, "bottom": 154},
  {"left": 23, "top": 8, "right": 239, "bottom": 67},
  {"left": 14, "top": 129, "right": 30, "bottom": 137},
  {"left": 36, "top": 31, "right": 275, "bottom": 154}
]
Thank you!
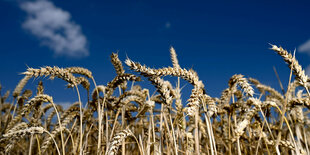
[
  {"left": 305, "top": 65, "right": 310, "bottom": 77},
  {"left": 165, "top": 21, "right": 171, "bottom": 29},
  {"left": 298, "top": 39, "right": 310, "bottom": 56},
  {"left": 299, "top": 39, "right": 310, "bottom": 77},
  {"left": 56, "top": 101, "right": 72, "bottom": 110},
  {"left": 20, "top": 0, "right": 89, "bottom": 58}
]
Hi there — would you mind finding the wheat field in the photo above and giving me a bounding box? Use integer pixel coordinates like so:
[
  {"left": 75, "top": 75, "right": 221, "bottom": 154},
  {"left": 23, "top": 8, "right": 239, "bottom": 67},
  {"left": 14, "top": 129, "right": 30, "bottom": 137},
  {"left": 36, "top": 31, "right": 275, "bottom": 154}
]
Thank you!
[{"left": 0, "top": 45, "right": 309, "bottom": 155}]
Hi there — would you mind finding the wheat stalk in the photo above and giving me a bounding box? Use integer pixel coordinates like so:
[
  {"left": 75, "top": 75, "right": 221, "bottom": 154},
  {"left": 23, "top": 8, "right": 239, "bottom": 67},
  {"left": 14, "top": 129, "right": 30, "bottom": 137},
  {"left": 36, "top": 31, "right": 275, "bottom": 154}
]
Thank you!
[{"left": 107, "top": 128, "right": 133, "bottom": 155}]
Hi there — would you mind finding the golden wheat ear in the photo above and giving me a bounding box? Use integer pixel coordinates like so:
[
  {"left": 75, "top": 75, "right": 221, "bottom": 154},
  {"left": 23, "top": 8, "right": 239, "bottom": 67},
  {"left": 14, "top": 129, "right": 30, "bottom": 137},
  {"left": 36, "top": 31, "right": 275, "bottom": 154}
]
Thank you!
[{"left": 270, "top": 44, "right": 308, "bottom": 87}]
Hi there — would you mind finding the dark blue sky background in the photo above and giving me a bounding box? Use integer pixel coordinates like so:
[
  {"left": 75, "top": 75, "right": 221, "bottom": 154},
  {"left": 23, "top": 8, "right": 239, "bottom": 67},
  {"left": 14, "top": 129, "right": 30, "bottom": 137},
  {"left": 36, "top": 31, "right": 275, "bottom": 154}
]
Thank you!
[{"left": 1, "top": 0, "right": 310, "bottom": 104}]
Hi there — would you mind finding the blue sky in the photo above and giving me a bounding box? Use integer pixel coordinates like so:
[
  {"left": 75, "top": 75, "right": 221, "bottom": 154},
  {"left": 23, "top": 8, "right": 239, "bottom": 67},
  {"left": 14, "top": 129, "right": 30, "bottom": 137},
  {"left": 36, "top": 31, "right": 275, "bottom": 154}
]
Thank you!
[{"left": 1, "top": 0, "right": 310, "bottom": 104}]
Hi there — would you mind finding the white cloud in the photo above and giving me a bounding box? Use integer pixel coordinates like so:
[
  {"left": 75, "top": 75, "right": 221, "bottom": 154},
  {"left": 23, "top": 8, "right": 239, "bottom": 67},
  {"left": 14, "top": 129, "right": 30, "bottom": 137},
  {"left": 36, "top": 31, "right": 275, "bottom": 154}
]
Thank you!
[
  {"left": 56, "top": 101, "right": 72, "bottom": 110},
  {"left": 298, "top": 39, "right": 310, "bottom": 55},
  {"left": 305, "top": 65, "right": 310, "bottom": 77},
  {"left": 299, "top": 40, "right": 310, "bottom": 77},
  {"left": 20, "top": 0, "right": 89, "bottom": 58},
  {"left": 43, "top": 102, "right": 71, "bottom": 117}
]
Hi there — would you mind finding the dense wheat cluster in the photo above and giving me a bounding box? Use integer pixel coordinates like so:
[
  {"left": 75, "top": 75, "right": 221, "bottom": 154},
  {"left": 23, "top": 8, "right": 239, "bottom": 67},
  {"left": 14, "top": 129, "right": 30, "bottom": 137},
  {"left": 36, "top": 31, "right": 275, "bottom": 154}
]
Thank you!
[{"left": 0, "top": 45, "right": 310, "bottom": 155}]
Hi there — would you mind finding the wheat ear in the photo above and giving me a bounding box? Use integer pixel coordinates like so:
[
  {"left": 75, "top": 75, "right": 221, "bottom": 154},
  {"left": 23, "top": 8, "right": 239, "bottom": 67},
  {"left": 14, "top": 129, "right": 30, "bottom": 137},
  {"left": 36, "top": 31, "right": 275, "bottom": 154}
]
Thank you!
[
  {"left": 170, "top": 46, "right": 180, "bottom": 69},
  {"left": 65, "top": 67, "right": 93, "bottom": 78},
  {"left": 3, "top": 126, "right": 45, "bottom": 152},
  {"left": 249, "top": 78, "right": 284, "bottom": 103},
  {"left": 107, "top": 128, "right": 133, "bottom": 155},
  {"left": 229, "top": 74, "right": 254, "bottom": 97},
  {"left": 13, "top": 75, "right": 31, "bottom": 98},
  {"left": 270, "top": 45, "right": 308, "bottom": 89},
  {"left": 6, "top": 94, "right": 53, "bottom": 131},
  {"left": 148, "top": 76, "right": 175, "bottom": 106},
  {"left": 23, "top": 66, "right": 77, "bottom": 85}
]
